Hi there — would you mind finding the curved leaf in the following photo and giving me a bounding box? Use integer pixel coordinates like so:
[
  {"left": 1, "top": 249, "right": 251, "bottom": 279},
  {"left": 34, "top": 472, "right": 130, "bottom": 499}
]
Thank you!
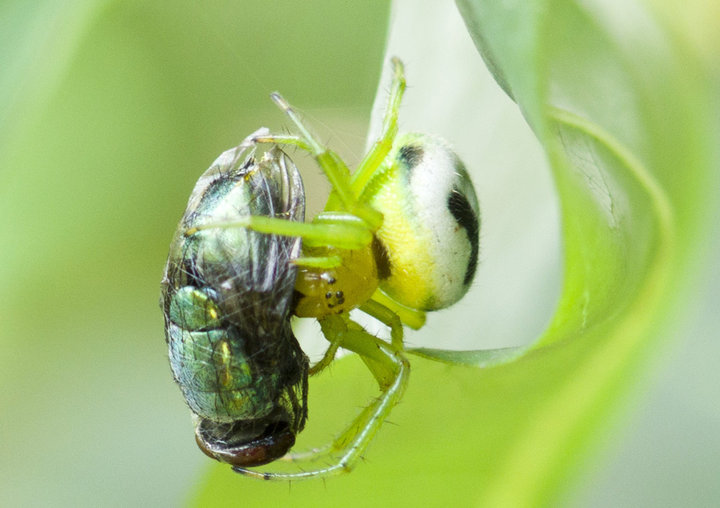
[
  {"left": 193, "top": 0, "right": 719, "bottom": 505},
  {"left": 453, "top": 0, "right": 719, "bottom": 504},
  {"left": 0, "top": 1, "right": 392, "bottom": 505}
]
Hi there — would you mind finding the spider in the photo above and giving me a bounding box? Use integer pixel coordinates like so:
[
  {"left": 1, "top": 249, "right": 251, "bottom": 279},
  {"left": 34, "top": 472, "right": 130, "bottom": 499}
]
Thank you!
[{"left": 161, "top": 57, "right": 480, "bottom": 480}]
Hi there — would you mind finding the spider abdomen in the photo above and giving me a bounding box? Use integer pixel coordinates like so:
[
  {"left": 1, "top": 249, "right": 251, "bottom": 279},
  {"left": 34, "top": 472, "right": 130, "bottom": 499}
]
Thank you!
[{"left": 364, "top": 133, "right": 480, "bottom": 311}]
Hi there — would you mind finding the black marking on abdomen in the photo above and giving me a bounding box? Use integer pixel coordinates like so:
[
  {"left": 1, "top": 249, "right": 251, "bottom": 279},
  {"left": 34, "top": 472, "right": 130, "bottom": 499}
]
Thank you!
[
  {"left": 397, "top": 144, "right": 424, "bottom": 169},
  {"left": 371, "top": 236, "right": 392, "bottom": 280},
  {"left": 447, "top": 189, "right": 479, "bottom": 285}
]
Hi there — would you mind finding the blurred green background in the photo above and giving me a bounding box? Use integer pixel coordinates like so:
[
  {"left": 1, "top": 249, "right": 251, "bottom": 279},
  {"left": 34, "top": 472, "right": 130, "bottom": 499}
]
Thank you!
[
  {"left": 1, "top": 1, "right": 391, "bottom": 505},
  {"left": 3, "top": 1, "right": 720, "bottom": 506}
]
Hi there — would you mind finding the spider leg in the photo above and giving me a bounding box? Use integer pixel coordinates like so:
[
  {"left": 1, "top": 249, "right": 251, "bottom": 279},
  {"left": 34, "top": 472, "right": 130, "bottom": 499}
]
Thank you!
[
  {"left": 359, "top": 299, "right": 404, "bottom": 350},
  {"left": 307, "top": 324, "right": 342, "bottom": 376},
  {"left": 233, "top": 314, "right": 409, "bottom": 480},
  {"left": 350, "top": 57, "right": 406, "bottom": 196},
  {"left": 263, "top": 95, "right": 383, "bottom": 229},
  {"left": 291, "top": 255, "right": 342, "bottom": 269},
  {"left": 250, "top": 133, "right": 312, "bottom": 152},
  {"left": 370, "top": 288, "right": 427, "bottom": 330},
  {"left": 252, "top": 130, "right": 354, "bottom": 213},
  {"left": 343, "top": 319, "right": 396, "bottom": 389},
  {"left": 184, "top": 213, "right": 373, "bottom": 250}
]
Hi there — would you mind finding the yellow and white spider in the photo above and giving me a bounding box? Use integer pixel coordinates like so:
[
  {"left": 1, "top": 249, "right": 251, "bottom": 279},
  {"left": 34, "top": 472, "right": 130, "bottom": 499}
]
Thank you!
[{"left": 161, "top": 57, "right": 480, "bottom": 480}]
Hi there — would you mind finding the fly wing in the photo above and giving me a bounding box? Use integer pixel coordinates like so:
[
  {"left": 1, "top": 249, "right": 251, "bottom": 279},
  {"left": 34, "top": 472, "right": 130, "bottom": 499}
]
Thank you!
[
  {"left": 161, "top": 129, "right": 309, "bottom": 440},
  {"left": 163, "top": 128, "right": 305, "bottom": 333}
]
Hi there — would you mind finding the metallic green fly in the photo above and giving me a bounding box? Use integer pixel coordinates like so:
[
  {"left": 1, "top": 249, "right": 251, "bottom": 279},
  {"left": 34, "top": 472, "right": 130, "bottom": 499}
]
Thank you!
[{"left": 161, "top": 58, "right": 480, "bottom": 480}]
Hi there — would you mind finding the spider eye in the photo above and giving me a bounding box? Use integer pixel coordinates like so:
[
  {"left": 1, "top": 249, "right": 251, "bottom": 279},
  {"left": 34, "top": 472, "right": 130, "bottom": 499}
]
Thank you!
[{"left": 367, "top": 133, "right": 480, "bottom": 311}]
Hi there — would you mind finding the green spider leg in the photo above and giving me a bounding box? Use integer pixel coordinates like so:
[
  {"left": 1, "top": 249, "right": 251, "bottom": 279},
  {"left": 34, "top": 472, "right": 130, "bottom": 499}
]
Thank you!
[
  {"left": 233, "top": 314, "right": 410, "bottom": 480},
  {"left": 255, "top": 57, "right": 406, "bottom": 219},
  {"left": 275, "top": 318, "right": 399, "bottom": 464},
  {"left": 370, "top": 288, "right": 427, "bottom": 330},
  {"left": 189, "top": 59, "right": 418, "bottom": 479},
  {"left": 184, "top": 211, "right": 373, "bottom": 250},
  {"left": 187, "top": 57, "right": 408, "bottom": 255},
  {"left": 290, "top": 255, "right": 342, "bottom": 269},
  {"left": 307, "top": 330, "right": 342, "bottom": 377},
  {"left": 307, "top": 302, "right": 402, "bottom": 377},
  {"left": 258, "top": 94, "right": 383, "bottom": 230},
  {"left": 359, "top": 299, "right": 404, "bottom": 351},
  {"left": 349, "top": 56, "right": 406, "bottom": 198},
  {"left": 272, "top": 318, "right": 398, "bottom": 464}
]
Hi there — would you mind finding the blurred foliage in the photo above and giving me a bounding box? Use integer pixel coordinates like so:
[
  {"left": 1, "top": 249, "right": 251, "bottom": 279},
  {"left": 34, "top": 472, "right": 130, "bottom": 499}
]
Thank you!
[
  {"left": 2, "top": 0, "right": 719, "bottom": 506},
  {"left": 0, "top": 1, "right": 389, "bottom": 505},
  {"left": 454, "top": 0, "right": 719, "bottom": 504},
  {"left": 197, "top": 0, "right": 720, "bottom": 506}
]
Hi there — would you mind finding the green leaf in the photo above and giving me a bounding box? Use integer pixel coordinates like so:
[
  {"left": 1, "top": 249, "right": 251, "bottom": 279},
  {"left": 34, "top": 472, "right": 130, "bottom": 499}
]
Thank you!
[
  {"left": 0, "top": 1, "right": 392, "bottom": 505},
  {"left": 454, "top": 0, "right": 718, "bottom": 504},
  {"left": 196, "top": 0, "right": 718, "bottom": 506},
  {"left": 185, "top": 7, "right": 709, "bottom": 508},
  {"left": 408, "top": 346, "right": 527, "bottom": 367}
]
